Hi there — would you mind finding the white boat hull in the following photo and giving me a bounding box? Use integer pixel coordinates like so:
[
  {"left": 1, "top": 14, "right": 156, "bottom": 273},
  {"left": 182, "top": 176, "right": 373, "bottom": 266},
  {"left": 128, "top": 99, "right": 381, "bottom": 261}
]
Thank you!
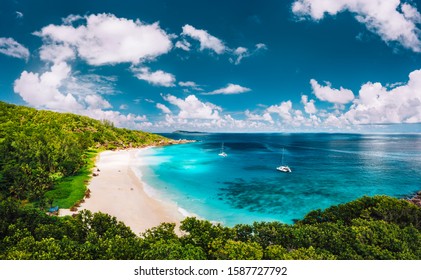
[{"left": 277, "top": 166, "right": 291, "bottom": 172}]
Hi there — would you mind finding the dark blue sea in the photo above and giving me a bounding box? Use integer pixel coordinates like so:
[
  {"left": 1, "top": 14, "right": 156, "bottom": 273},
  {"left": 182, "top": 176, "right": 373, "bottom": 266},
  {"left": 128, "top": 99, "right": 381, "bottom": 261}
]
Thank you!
[{"left": 134, "top": 133, "right": 421, "bottom": 226}]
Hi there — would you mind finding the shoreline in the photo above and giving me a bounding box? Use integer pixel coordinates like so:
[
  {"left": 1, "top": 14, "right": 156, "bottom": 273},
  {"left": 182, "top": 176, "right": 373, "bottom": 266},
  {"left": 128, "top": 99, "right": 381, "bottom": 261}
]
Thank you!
[
  {"left": 60, "top": 147, "right": 187, "bottom": 235},
  {"left": 407, "top": 191, "right": 421, "bottom": 207}
]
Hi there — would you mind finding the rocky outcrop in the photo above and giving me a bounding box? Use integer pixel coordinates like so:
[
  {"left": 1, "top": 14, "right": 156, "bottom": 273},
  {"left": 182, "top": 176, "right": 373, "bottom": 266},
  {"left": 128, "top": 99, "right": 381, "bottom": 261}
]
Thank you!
[{"left": 406, "top": 191, "right": 421, "bottom": 207}]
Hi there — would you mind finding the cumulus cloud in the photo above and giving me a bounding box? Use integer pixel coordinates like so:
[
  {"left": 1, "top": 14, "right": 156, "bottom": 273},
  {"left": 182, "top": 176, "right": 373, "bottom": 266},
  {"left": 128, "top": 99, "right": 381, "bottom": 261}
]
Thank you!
[
  {"left": 149, "top": 68, "right": 421, "bottom": 131},
  {"left": 156, "top": 103, "right": 172, "bottom": 114},
  {"left": 310, "top": 79, "right": 355, "bottom": 104},
  {"left": 344, "top": 69, "right": 421, "bottom": 124},
  {"left": 0, "top": 37, "right": 30, "bottom": 61},
  {"left": 206, "top": 83, "right": 251, "bottom": 95},
  {"left": 36, "top": 13, "right": 172, "bottom": 65},
  {"left": 13, "top": 62, "right": 148, "bottom": 128},
  {"left": 301, "top": 95, "right": 317, "bottom": 114},
  {"left": 181, "top": 24, "right": 226, "bottom": 54},
  {"left": 175, "top": 39, "right": 191, "bottom": 51},
  {"left": 131, "top": 67, "right": 176, "bottom": 87},
  {"left": 39, "top": 43, "right": 75, "bottom": 63},
  {"left": 162, "top": 94, "right": 221, "bottom": 120},
  {"left": 245, "top": 110, "right": 274, "bottom": 123},
  {"left": 85, "top": 94, "right": 112, "bottom": 109},
  {"left": 265, "top": 100, "right": 319, "bottom": 127},
  {"left": 266, "top": 101, "right": 294, "bottom": 121},
  {"left": 14, "top": 62, "right": 82, "bottom": 111},
  {"left": 292, "top": 0, "right": 421, "bottom": 52},
  {"left": 83, "top": 109, "right": 148, "bottom": 127}
]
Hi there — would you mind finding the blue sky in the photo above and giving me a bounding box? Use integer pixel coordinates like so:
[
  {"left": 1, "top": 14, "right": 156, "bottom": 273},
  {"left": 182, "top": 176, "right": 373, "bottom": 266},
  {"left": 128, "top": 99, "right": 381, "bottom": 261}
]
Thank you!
[{"left": 1, "top": 0, "right": 421, "bottom": 132}]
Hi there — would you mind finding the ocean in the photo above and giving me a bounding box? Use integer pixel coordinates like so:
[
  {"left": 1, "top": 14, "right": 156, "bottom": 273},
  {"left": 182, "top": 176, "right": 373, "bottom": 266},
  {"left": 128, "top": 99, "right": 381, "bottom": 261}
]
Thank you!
[{"left": 134, "top": 133, "right": 421, "bottom": 226}]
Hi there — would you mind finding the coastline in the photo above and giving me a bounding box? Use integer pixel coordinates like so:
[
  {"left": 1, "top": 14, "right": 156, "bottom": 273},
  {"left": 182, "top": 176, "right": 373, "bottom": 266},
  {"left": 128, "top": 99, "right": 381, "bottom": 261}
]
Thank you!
[
  {"left": 407, "top": 191, "right": 421, "bottom": 207},
  {"left": 61, "top": 147, "right": 187, "bottom": 235}
]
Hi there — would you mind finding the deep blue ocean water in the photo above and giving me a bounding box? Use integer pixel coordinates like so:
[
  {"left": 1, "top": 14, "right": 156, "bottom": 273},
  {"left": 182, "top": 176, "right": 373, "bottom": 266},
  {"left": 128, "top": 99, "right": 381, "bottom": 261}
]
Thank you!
[{"left": 135, "top": 133, "right": 421, "bottom": 226}]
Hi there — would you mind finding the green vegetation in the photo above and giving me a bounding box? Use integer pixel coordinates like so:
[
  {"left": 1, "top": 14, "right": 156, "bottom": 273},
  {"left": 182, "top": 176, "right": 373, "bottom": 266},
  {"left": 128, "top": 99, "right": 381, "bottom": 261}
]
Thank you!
[
  {"left": 0, "top": 101, "right": 168, "bottom": 206},
  {"left": 44, "top": 149, "right": 98, "bottom": 208},
  {"left": 0, "top": 196, "right": 420, "bottom": 260},
  {"left": 0, "top": 101, "right": 420, "bottom": 260}
]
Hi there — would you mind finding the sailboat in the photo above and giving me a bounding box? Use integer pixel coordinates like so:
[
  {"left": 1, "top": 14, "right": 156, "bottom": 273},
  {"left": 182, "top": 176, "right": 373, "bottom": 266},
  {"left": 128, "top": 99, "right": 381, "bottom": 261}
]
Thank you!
[
  {"left": 277, "top": 148, "right": 291, "bottom": 172},
  {"left": 218, "top": 142, "right": 227, "bottom": 157}
]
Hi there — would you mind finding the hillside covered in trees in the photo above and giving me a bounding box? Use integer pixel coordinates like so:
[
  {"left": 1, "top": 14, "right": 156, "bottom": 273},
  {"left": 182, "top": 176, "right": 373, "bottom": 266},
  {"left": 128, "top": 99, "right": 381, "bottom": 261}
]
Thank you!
[
  {"left": 0, "top": 102, "right": 420, "bottom": 260},
  {"left": 0, "top": 101, "right": 167, "bottom": 202}
]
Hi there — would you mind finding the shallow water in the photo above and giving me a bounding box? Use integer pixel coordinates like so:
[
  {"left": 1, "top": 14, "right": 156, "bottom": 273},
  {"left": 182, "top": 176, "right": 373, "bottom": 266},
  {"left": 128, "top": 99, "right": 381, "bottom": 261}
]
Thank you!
[{"left": 135, "top": 133, "right": 421, "bottom": 226}]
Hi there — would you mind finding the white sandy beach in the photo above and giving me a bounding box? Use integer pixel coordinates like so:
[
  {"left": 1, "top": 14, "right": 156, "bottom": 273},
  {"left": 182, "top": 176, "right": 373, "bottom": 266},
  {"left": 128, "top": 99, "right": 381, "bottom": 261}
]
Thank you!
[{"left": 62, "top": 148, "right": 185, "bottom": 235}]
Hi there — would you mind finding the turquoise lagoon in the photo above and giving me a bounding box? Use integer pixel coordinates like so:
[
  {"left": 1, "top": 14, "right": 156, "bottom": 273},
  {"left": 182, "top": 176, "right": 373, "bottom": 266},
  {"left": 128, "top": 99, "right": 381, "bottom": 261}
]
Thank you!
[{"left": 134, "top": 133, "right": 421, "bottom": 227}]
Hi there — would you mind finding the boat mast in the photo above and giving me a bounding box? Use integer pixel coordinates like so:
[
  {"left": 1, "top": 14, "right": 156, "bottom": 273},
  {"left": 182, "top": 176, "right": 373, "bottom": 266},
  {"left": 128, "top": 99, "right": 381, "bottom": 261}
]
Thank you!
[{"left": 282, "top": 148, "right": 284, "bottom": 165}]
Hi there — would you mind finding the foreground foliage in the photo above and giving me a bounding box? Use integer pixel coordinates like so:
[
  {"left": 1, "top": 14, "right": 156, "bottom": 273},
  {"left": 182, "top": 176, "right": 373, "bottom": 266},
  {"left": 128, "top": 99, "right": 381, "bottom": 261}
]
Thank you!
[{"left": 0, "top": 196, "right": 420, "bottom": 260}]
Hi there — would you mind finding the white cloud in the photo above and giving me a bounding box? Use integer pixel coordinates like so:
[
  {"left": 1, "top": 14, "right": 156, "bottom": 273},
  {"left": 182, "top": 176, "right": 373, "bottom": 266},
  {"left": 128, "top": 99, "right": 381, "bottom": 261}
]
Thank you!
[
  {"left": 245, "top": 110, "right": 274, "bottom": 123},
  {"left": 178, "top": 81, "right": 203, "bottom": 91},
  {"left": 175, "top": 39, "right": 191, "bottom": 51},
  {"left": 179, "top": 81, "right": 197, "bottom": 87},
  {"left": 119, "top": 104, "right": 128, "bottom": 110},
  {"left": 62, "top": 14, "right": 83, "bottom": 25},
  {"left": 301, "top": 95, "right": 317, "bottom": 114},
  {"left": 65, "top": 73, "right": 120, "bottom": 97},
  {"left": 39, "top": 43, "right": 75, "bottom": 63},
  {"left": 344, "top": 69, "right": 421, "bottom": 124},
  {"left": 85, "top": 94, "right": 112, "bottom": 109},
  {"left": 0, "top": 37, "right": 30, "bottom": 61},
  {"left": 84, "top": 109, "right": 148, "bottom": 127},
  {"left": 13, "top": 62, "right": 148, "bottom": 128},
  {"left": 230, "top": 44, "right": 268, "bottom": 65},
  {"left": 132, "top": 67, "right": 176, "bottom": 87},
  {"left": 162, "top": 94, "right": 221, "bottom": 120},
  {"left": 292, "top": 0, "right": 421, "bottom": 52},
  {"left": 232, "top": 47, "right": 248, "bottom": 65},
  {"left": 36, "top": 13, "right": 172, "bottom": 65},
  {"left": 310, "top": 79, "right": 355, "bottom": 104},
  {"left": 206, "top": 83, "right": 251, "bottom": 95},
  {"left": 181, "top": 24, "right": 226, "bottom": 54},
  {"left": 180, "top": 24, "right": 266, "bottom": 64},
  {"left": 256, "top": 43, "right": 268, "bottom": 50},
  {"left": 402, "top": 3, "right": 421, "bottom": 22},
  {"left": 156, "top": 103, "right": 172, "bottom": 114},
  {"left": 147, "top": 68, "right": 421, "bottom": 131},
  {"left": 265, "top": 100, "right": 324, "bottom": 128},
  {"left": 14, "top": 62, "right": 82, "bottom": 111},
  {"left": 266, "top": 101, "right": 294, "bottom": 121}
]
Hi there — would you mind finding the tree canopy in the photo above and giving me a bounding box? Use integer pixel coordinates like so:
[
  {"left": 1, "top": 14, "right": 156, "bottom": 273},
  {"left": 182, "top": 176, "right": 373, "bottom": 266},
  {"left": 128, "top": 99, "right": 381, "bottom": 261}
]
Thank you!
[
  {"left": 0, "top": 196, "right": 420, "bottom": 260},
  {"left": 0, "top": 101, "right": 167, "bottom": 201}
]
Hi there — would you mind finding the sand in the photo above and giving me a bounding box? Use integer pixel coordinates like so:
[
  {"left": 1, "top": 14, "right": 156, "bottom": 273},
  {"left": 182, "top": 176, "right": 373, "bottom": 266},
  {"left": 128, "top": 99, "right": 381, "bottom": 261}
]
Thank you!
[{"left": 60, "top": 148, "right": 185, "bottom": 235}]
